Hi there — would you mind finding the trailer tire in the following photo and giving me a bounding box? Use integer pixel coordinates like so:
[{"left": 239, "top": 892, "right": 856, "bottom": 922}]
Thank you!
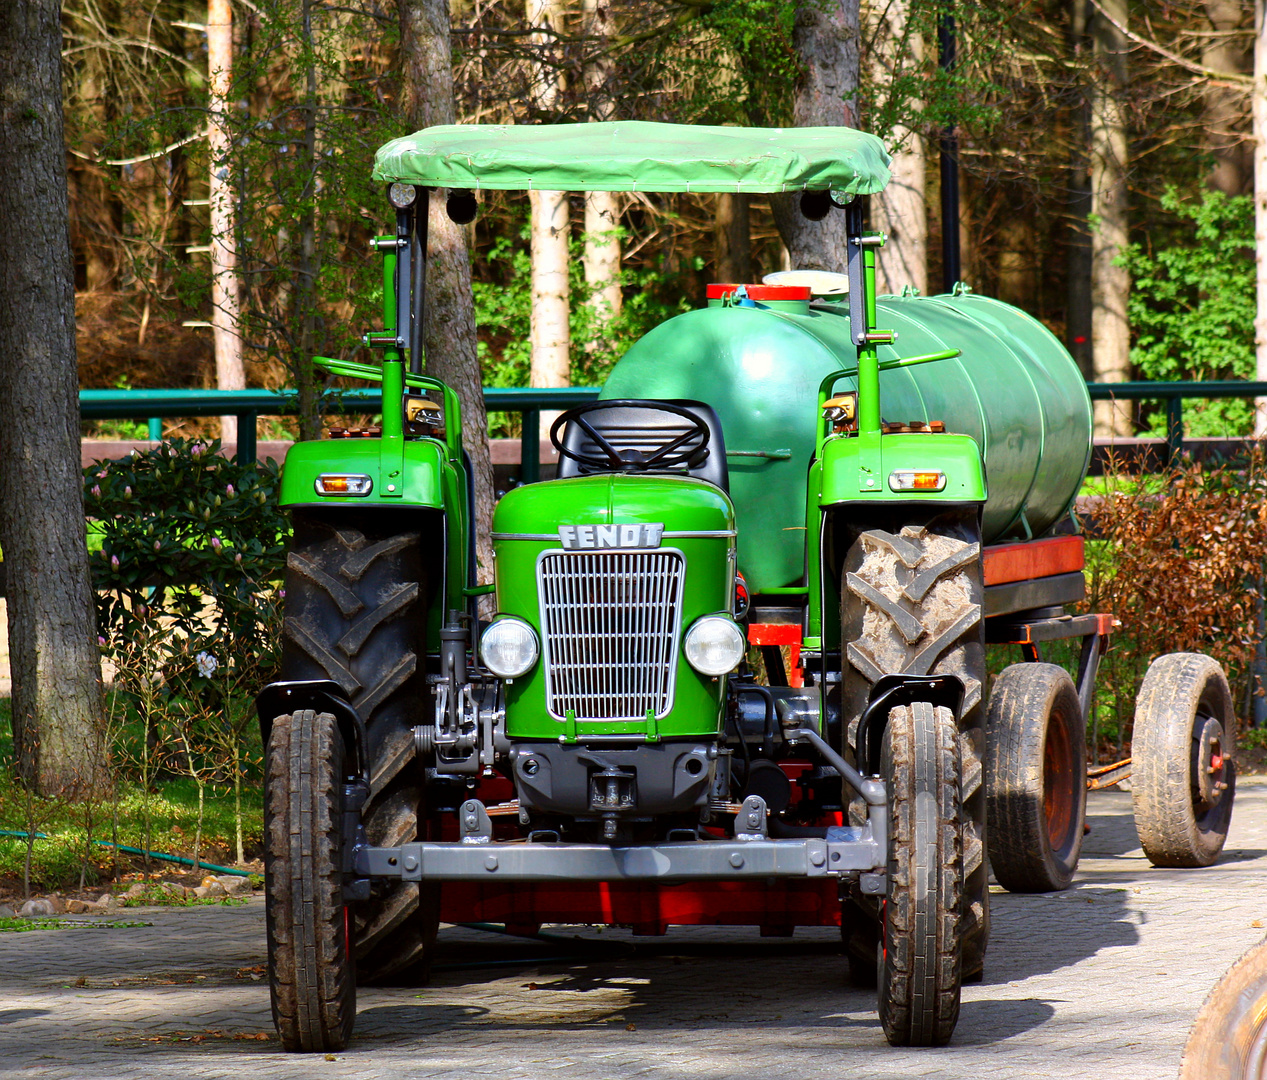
[
  {"left": 1179, "top": 936, "right": 1267, "bottom": 1079},
  {"left": 281, "top": 511, "right": 438, "bottom": 984},
  {"left": 265, "top": 710, "right": 356, "bottom": 1052},
  {"left": 1132, "top": 653, "right": 1235, "bottom": 868},
  {"left": 842, "top": 516, "right": 988, "bottom": 980},
  {"left": 985, "top": 663, "right": 1086, "bottom": 893},
  {"left": 878, "top": 701, "right": 963, "bottom": 1047}
]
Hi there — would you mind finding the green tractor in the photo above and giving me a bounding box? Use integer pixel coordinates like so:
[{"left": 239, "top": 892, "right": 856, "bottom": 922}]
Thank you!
[{"left": 258, "top": 122, "right": 1237, "bottom": 1052}]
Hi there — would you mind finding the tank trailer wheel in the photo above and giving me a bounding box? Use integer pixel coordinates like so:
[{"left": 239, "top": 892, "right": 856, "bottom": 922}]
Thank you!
[
  {"left": 841, "top": 518, "right": 989, "bottom": 982},
  {"left": 282, "top": 513, "right": 438, "bottom": 984},
  {"left": 1179, "top": 935, "right": 1267, "bottom": 1079},
  {"left": 1132, "top": 653, "right": 1236, "bottom": 868},
  {"left": 878, "top": 701, "right": 964, "bottom": 1047},
  {"left": 985, "top": 663, "right": 1087, "bottom": 893},
  {"left": 265, "top": 710, "right": 356, "bottom": 1052}
]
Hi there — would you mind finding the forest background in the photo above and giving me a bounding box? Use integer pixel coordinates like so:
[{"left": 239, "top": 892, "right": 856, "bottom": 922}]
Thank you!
[
  {"left": 0, "top": 0, "right": 1265, "bottom": 868},
  {"left": 63, "top": 0, "right": 1264, "bottom": 445}
]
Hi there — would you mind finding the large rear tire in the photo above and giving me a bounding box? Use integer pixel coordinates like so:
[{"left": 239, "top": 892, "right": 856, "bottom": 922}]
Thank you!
[
  {"left": 878, "top": 701, "right": 963, "bottom": 1047},
  {"left": 1133, "top": 653, "right": 1235, "bottom": 868},
  {"left": 281, "top": 512, "right": 438, "bottom": 983},
  {"left": 985, "top": 663, "right": 1087, "bottom": 893},
  {"left": 265, "top": 710, "right": 356, "bottom": 1052},
  {"left": 841, "top": 516, "right": 988, "bottom": 981},
  {"left": 1180, "top": 936, "right": 1267, "bottom": 1079}
]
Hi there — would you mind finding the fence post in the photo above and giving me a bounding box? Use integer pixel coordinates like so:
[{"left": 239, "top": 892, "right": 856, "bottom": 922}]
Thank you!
[
  {"left": 521, "top": 409, "right": 540, "bottom": 484},
  {"left": 236, "top": 412, "right": 257, "bottom": 466},
  {"left": 1165, "top": 396, "right": 1184, "bottom": 466},
  {"left": 148, "top": 417, "right": 162, "bottom": 440}
]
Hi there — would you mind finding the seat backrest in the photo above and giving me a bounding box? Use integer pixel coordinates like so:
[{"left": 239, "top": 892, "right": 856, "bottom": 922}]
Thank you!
[{"left": 556, "top": 399, "right": 729, "bottom": 492}]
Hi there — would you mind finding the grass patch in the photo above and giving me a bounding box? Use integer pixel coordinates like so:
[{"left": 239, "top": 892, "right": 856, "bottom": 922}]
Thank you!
[
  {"left": 0, "top": 917, "right": 151, "bottom": 932},
  {"left": 0, "top": 760, "right": 263, "bottom": 891},
  {"left": 116, "top": 884, "right": 253, "bottom": 908}
]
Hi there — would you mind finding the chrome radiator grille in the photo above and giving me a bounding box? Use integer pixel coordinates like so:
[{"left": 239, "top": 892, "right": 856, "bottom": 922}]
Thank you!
[{"left": 537, "top": 549, "right": 685, "bottom": 721}]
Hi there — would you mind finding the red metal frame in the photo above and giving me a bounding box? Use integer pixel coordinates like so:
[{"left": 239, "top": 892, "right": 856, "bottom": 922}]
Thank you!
[
  {"left": 440, "top": 879, "right": 841, "bottom": 935},
  {"left": 983, "top": 535, "right": 1084, "bottom": 586},
  {"left": 747, "top": 623, "right": 804, "bottom": 687}
]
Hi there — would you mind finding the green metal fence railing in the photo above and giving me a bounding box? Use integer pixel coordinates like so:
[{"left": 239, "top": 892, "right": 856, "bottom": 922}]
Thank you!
[
  {"left": 1085, "top": 380, "right": 1267, "bottom": 466},
  {"left": 79, "top": 386, "right": 604, "bottom": 482},
  {"left": 80, "top": 380, "right": 1267, "bottom": 479}
]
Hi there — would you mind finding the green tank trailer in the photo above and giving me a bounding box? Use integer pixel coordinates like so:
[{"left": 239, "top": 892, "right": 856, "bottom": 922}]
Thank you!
[{"left": 257, "top": 121, "right": 1237, "bottom": 1053}]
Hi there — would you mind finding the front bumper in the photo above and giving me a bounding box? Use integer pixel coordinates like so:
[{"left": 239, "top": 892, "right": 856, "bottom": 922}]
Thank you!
[{"left": 353, "top": 825, "right": 884, "bottom": 885}]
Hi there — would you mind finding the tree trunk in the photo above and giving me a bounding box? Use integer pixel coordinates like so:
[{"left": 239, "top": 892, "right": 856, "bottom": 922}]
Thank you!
[
  {"left": 714, "top": 193, "right": 751, "bottom": 283},
  {"left": 1066, "top": 0, "right": 1094, "bottom": 378},
  {"left": 1254, "top": 0, "right": 1267, "bottom": 435},
  {"left": 1205, "top": 0, "right": 1252, "bottom": 196},
  {"left": 582, "top": 0, "right": 622, "bottom": 342},
  {"left": 208, "top": 0, "right": 245, "bottom": 444},
  {"left": 527, "top": 0, "right": 572, "bottom": 396},
  {"left": 529, "top": 188, "right": 572, "bottom": 388},
  {"left": 399, "top": 0, "right": 496, "bottom": 582},
  {"left": 0, "top": 0, "right": 107, "bottom": 796},
  {"left": 1090, "top": 0, "right": 1131, "bottom": 438},
  {"left": 866, "top": 0, "right": 926, "bottom": 296},
  {"left": 770, "top": 1, "right": 859, "bottom": 273},
  {"left": 294, "top": 0, "right": 322, "bottom": 443},
  {"left": 995, "top": 216, "right": 1038, "bottom": 309}
]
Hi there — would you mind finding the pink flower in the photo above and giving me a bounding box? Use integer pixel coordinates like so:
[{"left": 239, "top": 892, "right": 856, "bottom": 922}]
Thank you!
[
  {"left": 211, "top": 537, "right": 222, "bottom": 551},
  {"left": 91, "top": 485, "right": 101, "bottom": 497},
  {"left": 234, "top": 552, "right": 242, "bottom": 564},
  {"left": 110, "top": 555, "right": 119, "bottom": 570},
  {"left": 225, "top": 484, "right": 235, "bottom": 497}
]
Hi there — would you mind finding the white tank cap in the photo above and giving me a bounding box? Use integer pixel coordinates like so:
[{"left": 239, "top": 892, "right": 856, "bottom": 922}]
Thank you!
[{"left": 762, "top": 269, "right": 850, "bottom": 295}]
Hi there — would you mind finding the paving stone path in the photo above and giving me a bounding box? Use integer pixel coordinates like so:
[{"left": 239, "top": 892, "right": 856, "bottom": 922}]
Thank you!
[{"left": 1, "top": 780, "right": 1264, "bottom": 1080}]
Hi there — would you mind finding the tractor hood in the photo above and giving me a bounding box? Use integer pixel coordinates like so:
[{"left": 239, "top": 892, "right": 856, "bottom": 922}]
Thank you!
[
  {"left": 490, "top": 473, "right": 737, "bottom": 744},
  {"left": 492, "top": 472, "right": 734, "bottom": 541}
]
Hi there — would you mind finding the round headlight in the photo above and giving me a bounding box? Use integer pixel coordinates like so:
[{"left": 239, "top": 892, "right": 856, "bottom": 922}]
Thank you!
[
  {"left": 387, "top": 182, "right": 418, "bottom": 209},
  {"left": 480, "top": 618, "right": 539, "bottom": 679},
  {"left": 684, "top": 615, "right": 746, "bottom": 677}
]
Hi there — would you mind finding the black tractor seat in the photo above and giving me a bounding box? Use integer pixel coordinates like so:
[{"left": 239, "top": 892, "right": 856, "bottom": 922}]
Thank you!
[{"left": 555, "top": 398, "right": 729, "bottom": 492}]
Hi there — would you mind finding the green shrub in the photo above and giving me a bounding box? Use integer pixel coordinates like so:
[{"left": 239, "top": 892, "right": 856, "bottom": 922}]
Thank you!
[
  {"left": 80, "top": 439, "right": 285, "bottom": 872},
  {"left": 1081, "top": 450, "right": 1267, "bottom": 751},
  {"left": 1125, "top": 187, "right": 1255, "bottom": 436},
  {"left": 84, "top": 437, "right": 286, "bottom": 654}
]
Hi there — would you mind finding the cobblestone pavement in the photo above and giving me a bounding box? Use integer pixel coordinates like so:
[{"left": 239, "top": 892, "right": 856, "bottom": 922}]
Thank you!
[{"left": 2, "top": 781, "right": 1265, "bottom": 1080}]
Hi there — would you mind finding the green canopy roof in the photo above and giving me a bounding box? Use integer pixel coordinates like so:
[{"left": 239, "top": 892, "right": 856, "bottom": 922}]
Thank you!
[{"left": 372, "top": 121, "right": 891, "bottom": 195}]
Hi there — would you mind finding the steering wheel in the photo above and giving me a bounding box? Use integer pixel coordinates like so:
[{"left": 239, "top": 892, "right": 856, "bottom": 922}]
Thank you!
[{"left": 550, "top": 400, "right": 711, "bottom": 473}]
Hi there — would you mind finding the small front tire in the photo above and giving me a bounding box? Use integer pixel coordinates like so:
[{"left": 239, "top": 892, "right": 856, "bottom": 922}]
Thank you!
[
  {"left": 878, "top": 701, "right": 963, "bottom": 1047},
  {"left": 265, "top": 710, "right": 356, "bottom": 1053}
]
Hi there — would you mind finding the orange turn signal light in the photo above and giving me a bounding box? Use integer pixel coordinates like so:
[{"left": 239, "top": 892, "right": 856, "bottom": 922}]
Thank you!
[
  {"left": 315, "top": 474, "right": 373, "bottom": 496},
  {"left": 888, "top": 469, "right": 946, "bottom": 492}
]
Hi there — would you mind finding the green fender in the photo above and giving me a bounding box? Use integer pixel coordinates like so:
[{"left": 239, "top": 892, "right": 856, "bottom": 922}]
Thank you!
[
  {"left": 818, "top": 431, "right": 988, "bottom": 506},
  {"left": 279, "top": 436, "right": 471, "bottom": 648},
  {"left": 805, "top": 431, "right": 987, "bottom": 652}
]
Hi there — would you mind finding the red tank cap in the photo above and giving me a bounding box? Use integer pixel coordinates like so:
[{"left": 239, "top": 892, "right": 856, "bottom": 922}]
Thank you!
[{"left": 706, "top": 283, "right": 812, "bottom": 301}]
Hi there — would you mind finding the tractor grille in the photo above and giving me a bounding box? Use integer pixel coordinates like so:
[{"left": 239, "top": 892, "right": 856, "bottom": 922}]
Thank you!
[{"left": 537, "top": 549, "right": 685, "bottom": 722}]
